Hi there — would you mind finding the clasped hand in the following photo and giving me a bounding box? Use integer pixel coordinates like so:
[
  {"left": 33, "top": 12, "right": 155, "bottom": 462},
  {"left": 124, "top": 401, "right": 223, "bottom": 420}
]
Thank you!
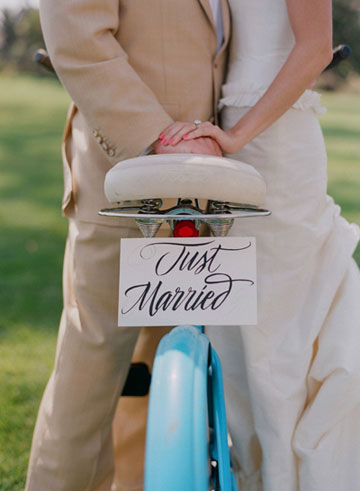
[{"left": 157, "top": 121, "right": 240, "bottom": 155}]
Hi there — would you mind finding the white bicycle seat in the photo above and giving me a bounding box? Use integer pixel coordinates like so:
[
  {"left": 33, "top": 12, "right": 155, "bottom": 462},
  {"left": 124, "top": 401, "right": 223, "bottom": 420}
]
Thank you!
[{"left": 104, "top": 154, "right": 266, "bottom": 207}]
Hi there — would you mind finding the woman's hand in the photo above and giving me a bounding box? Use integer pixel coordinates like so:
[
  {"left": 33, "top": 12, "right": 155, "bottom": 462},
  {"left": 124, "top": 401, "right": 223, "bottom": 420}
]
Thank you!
[
  {"left": 159, "top": 121, "right": 241, "bottom": 154},
  {"left": 159, "top": 1, "right": 332, "bottom": 156},
  {"left": 153, "top": 134, "right": 222, "bottom": 156}
]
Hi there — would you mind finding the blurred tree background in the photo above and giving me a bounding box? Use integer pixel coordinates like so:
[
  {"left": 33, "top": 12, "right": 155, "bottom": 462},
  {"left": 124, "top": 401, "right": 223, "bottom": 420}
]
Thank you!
[
  {"left": 331, "top": 0, "right": 360, "bottom": 82},
  {"left": 1, "top": 0, "right": 360, "bottom": 82},
  {"left": 0, "top": 6, "right": 45, "bottom": 74}
]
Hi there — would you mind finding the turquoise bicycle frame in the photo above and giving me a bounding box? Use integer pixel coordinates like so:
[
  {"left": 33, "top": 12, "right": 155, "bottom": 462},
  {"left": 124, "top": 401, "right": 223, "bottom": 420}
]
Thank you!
[{"left": 145, "top": 325, "right": 237, "bottom": 490}]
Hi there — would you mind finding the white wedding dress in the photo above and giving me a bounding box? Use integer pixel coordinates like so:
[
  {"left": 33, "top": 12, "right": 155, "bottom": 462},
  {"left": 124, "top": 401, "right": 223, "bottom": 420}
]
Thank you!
[{"left": 207, "top": 1, "right": 360, "bottom": 490}]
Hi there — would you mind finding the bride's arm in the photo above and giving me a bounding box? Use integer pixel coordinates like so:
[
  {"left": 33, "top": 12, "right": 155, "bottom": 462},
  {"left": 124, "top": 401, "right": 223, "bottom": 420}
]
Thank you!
[{"left": 161, "top": 0, "right": 333, "bottom": 154}]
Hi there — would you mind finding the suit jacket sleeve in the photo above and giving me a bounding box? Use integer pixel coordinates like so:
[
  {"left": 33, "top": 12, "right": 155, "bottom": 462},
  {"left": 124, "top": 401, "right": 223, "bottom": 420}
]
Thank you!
[{"left": 39, "top": 0, "right": 173, "bottom": 163}]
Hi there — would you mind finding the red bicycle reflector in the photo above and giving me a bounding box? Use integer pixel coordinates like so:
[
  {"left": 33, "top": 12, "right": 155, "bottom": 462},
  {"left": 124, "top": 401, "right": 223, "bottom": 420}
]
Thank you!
[{"left": 173, "top": 220, "right": 199, "bottom": 237}]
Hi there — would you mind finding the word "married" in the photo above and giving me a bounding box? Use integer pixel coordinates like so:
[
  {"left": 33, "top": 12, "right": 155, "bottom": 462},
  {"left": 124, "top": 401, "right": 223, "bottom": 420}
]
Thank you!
[{"left": 121, "top": 241, "right": 254, "bottom": 317}]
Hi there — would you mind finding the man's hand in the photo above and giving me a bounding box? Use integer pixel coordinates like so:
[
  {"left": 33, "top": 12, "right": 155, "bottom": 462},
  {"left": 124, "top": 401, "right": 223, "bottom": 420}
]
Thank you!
[{"left": 153, "top": 137, "right": 222, "bottom": 156}]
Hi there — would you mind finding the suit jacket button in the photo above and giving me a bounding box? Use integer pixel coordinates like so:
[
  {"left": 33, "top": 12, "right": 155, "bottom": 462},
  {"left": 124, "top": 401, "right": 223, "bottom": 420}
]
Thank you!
[
  {"left": 102, "top": 142, "right": 109, "bottom": 151},
  {"left": 108, "top": 149, "right": 115, "bottom": 157}
]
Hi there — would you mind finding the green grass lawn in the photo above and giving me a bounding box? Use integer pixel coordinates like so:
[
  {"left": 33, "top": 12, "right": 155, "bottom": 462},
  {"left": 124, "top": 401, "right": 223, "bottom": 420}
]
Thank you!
[
  {"left": 0, "top": 75, "right": 359, "bottom": 489},
  {"left": 0, "top": 75, "right": 69, "bottom": 490}
]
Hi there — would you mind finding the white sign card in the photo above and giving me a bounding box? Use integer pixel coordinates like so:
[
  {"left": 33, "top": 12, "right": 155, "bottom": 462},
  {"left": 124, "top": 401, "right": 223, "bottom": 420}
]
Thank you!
[{"left": 118, "top": 237, "right": 257, "bottom": 327}]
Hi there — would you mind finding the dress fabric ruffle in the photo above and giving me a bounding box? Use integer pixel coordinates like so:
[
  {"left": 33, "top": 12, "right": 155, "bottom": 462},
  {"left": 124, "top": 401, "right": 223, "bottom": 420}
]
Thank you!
[
  {"left": 236, "top": 469, "right": 262, "bottom": 491},
  {"left": 219, "top": 86, "right": 327, "bottom": 115}
]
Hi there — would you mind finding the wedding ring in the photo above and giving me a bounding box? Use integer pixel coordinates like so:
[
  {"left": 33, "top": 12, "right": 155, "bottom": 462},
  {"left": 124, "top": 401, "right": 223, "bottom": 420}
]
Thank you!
[{"left": 193, "top": 119, "right": 201, "bottom": 130}]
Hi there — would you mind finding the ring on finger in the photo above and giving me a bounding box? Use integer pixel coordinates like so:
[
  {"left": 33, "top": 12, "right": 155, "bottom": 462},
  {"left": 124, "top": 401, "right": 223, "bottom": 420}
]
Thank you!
[{"left": 193, "top": 119, "right": 201, "bottom": 130}]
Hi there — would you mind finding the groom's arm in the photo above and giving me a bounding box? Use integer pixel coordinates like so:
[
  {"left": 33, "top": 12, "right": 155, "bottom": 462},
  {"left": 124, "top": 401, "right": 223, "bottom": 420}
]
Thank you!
[{"left": 39, "top": 0, "right": 171, "bottom": 162}]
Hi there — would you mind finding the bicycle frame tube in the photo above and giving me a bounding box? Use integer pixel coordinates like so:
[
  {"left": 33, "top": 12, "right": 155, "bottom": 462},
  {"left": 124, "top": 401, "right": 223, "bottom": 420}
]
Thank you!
[
  {"left": 209, "top": 347, "right": 235, "bottom": 490},
  {"left": 144, "top": 325, "right": 237, "bottom": 490},
  {"left": 145, "top": 325, "right": 210, "bottom": 490}
]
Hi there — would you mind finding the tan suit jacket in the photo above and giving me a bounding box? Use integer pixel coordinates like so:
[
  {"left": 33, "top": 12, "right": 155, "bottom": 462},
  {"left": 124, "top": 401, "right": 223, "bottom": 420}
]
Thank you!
[{"left": 40, "top": 0, "right": 230, "bottom": 224}]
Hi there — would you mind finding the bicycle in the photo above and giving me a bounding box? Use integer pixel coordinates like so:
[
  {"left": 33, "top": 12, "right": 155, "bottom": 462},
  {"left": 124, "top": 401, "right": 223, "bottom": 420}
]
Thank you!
[{"left": 100, "top": 153, "right": 270, "bottom": 490}]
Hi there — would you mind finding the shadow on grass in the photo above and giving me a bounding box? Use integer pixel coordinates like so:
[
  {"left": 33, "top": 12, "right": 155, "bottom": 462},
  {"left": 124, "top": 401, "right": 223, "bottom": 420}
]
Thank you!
[
  {"left": 1, "top": 122, "right": 67, "bottom": 210},
  {"left": 0, "top": 226, "right": 66, "bottom": 332},
  {"left": 322, "top": 126, "right": 360, "bottom": 140}
]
